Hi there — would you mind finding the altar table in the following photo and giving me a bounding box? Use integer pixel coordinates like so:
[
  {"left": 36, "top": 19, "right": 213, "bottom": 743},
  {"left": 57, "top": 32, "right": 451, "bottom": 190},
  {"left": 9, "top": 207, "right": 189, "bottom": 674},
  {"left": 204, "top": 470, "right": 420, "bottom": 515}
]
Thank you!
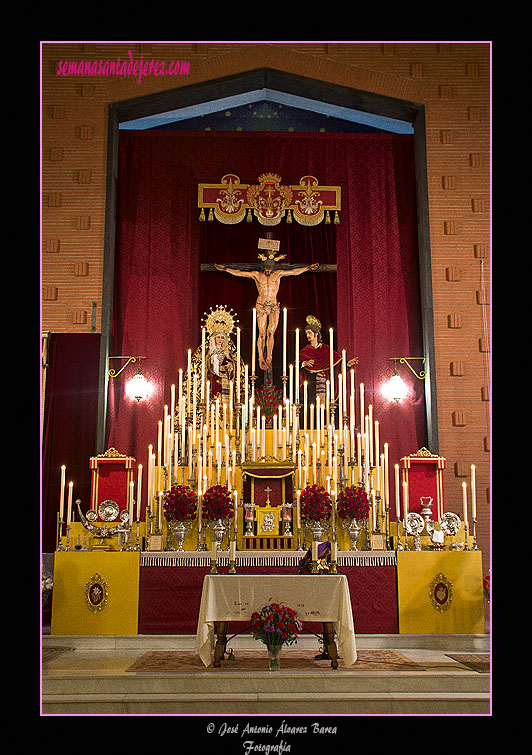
[{"left": 195, "top": 574, "right": 357, "bottom": 668}]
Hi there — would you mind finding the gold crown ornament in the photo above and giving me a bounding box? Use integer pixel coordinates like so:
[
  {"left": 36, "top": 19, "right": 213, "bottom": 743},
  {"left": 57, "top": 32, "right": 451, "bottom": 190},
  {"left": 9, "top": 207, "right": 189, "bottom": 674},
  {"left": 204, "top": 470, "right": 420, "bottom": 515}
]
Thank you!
[{"left": 202, "top": 305, "right": 239, "bottom": 336}]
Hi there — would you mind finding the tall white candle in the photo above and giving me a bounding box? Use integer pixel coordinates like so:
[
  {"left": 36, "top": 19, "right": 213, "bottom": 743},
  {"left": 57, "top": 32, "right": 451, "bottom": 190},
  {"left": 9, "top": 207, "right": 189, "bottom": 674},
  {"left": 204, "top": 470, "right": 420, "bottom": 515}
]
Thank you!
[
  {"left": 329, "top": 328, "right": 335, "bottom": 402},
  {"left": 170, "top": 384, "right": 176, "bottom": 439},
  {"left": 471, "top": 465, "right": 477, "bottom": 520},
  {"left": 67, "top": 481, "right": 73, "bottom": 526},
  {"left": 295, "top": 328, "right": 300, "bottom": 402},
  {"left": 283, "top": 308, "right": 287, "bottom": 376},
  {"left": 403, "top": 480, "right": 408, "bottom": 526},
  {"left": 359, "top": 382, "right": 364, "bottom": 432},
  {"left": 236, "top": 327, "right": 241, "bottom": 402},
  {"left": 129, "top": 481, "right": 134, "bottom": 524},
  {"left": 374, "top": 420, "right": 380, "bottom": 489},
  {"left": 368, "top": 405, "right": 373, "bottom": 467},
  {"left": 187, "top": 349, "right": 192, "bottom": 412},
  {"left": 342, "top": 349, "right": 347, "bottom": 412},
  {"left": 137, "top": 464, "right": 142, "bottom": 521},
  {"left": 462, "top": 482, "right": 468, "bottom": 527},
  {"left": 201, "top": 328, "right": 206, "bottom": 399},
  {"left": 303, "top": 381, "right": 308, "bottom": 434},
  {"left": 59, "top": 465, "right": 66, "bottom": 519},
  {"left": 252, "top": 308, "right": 257, "bottom": 377},
  {"left": 394, "top": 464, "right": 400, "bottom": 518}
]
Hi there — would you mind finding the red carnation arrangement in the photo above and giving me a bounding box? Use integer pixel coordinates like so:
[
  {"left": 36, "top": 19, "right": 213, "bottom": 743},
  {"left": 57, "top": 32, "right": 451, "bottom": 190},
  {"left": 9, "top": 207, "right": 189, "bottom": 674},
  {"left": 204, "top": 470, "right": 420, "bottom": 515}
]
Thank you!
[
  {"left": 201, "top": 484, "right": 233, "bottom": 521},
  {"left": 162, "top": 484, "right": 197, "bottom": 522},
  {"left": 300, "top": 484, "right": 332, "bottom": 522},
  {"left": 336, "top": 485, "right": 370, "bottom": 520},
  {"left": 250, "top": 603, "right": 303, "bottom": 647}
]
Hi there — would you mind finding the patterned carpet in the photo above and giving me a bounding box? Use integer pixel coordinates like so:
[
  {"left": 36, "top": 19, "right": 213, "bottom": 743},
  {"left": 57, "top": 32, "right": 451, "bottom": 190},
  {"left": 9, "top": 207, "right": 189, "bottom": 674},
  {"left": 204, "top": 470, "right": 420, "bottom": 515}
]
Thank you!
[
  {"left": 445, "top": 654, "right": 490, "bottom": 673},
  {"left": 125, "top": 649, "right": 424, "bottom": 673}
]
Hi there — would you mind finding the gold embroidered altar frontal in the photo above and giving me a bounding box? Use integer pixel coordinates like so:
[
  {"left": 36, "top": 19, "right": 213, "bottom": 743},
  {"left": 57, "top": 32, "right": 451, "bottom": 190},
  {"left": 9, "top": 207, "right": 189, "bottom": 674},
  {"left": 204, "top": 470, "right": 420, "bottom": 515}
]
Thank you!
[
  {"left": 51, "top": 551, "right": 140, "bottom": 635},
  {"left": 396, "top": 551, "right": 484, "bottom": 635}
]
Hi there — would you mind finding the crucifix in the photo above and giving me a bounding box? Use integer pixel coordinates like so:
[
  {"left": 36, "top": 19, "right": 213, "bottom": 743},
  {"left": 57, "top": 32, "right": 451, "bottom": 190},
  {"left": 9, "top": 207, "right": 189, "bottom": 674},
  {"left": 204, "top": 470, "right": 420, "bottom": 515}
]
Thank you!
[
  {"left": 201, "top": 232, "right": 336, "bottom": 381},
  {"left": 264, "top": 485, "right": 273, "bottom": 505}
]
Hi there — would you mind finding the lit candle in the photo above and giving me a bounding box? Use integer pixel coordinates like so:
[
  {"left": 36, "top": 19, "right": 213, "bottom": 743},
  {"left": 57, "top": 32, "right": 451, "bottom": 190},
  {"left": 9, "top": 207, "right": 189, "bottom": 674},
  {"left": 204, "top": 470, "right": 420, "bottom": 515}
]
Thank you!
[
  {"left": 329, "top": 328, "right": 335, "bottom": 402},
  {"left": 374, "top": 420, "right": 380, "bottom": 489},
  {"left": 471, "top": 465, "right": 477, "bottom": 520},
  {"left": 295, "top": 328, "right": 300, "bottom": 402},
  {"left": 157, "top": 420, "right": 163, "bottom": 488},
  {"left": 283, "top": 308, "right": 287, "bottom": 376},
  {"left": 289, "top": 363, "right": 293, "bottom": 405},
  {"left": 252, "top": 308, "right": 257, "bottom": 378},
  {"left": 462, "top": 482, "right": 468, "bottom": 527},
  {"left": 59, "top": 465, "right": 66, "bottom": 519},
  {"left": 136, "top": 464, "right": 142, "bottom": 521},
  {"left": 394, "top": 464, "right": 400, "bottom": 519},
  {"left": 170, "top": 384, "right": 176, "bottom": 439},
  {"left": 296, "top": 490, "right": 301, "bottom": 530},
  {"left": 359, "top": 382, "right": 364, "bottom": 431},
  {"left": 303, "top": 381, "right": 308, "bottom": 434},
  {"left": 368, "top": 405, "right": 373, "bottom": 467},
  {"left": 129, "top": 480, "right": 134, "bottom": 525},
  {"left": 67, "top": 481, "right": 73, "bottom": 526},
  {"left": 403, "top": 480, "right": 408, "bottom": 526},
  {"left": 357, "top": 433, "right": 362, "bottom": 483},
  {"left": 236, "top": 327, "right": 241, "bottom": 403},
  {"left": 158, "top": 490, "right": 163, "bottom": 532},
  {"left": 384, "top": 444, "right": 389, "bottom": 515},
  {"left": 187, "top": 349, "right": 192, "bottom": 412},
  {"left": 342, "top": 349, "right": 347, "bottom": 412}
]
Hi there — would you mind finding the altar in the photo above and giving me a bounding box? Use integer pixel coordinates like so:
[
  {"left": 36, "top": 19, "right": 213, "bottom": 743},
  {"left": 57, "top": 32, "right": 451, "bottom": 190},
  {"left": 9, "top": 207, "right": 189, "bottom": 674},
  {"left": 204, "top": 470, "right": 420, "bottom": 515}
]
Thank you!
[{"left": 50, "top": 285, "right": 486, "bottom": 643}]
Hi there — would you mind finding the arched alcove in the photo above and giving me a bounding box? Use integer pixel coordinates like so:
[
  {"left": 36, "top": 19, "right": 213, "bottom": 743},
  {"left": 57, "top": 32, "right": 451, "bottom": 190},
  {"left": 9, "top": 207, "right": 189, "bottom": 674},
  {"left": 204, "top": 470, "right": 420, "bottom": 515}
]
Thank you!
[{"left": 97, "top": 68, "right": 437, "bottom": 454}]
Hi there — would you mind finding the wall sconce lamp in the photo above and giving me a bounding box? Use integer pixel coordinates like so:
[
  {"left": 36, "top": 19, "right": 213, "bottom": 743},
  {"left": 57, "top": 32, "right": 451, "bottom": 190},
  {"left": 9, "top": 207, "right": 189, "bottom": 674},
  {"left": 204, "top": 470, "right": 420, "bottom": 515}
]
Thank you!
[
  {"left": 108, "top": 356, "right": 152, "bottom": 402},
  {"left": 382, "top": 357, "right": 426, "bottom": 402}
]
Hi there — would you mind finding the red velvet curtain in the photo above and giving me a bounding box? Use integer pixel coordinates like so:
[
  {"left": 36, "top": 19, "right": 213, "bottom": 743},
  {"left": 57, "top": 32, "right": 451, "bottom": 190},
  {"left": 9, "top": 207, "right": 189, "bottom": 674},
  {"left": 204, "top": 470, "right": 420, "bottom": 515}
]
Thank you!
[
  {"left": 42, "top": 334, "right": 100, "bottom": 551},
  {"left": 108, "top": 131, "right": 426, "bottom": 512}
]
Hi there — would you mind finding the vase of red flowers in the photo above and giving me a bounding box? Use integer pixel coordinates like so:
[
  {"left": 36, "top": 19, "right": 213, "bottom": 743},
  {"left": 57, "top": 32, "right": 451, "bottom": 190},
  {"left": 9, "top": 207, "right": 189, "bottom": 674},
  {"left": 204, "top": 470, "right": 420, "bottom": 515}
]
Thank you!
[
  {"left": 162, "top": 485, "right": 197, "bottom": 551},
  {"left": 336, "top": 485, "right": 370, "bottom": 551},
  {"left": 250, "top": 602, "right": 303, "bottom": 670},
  {"left": 202, "top": 485, "right": 234, "bottom": 551},
  {"left": 300, "top": 484, "right": 332, "bottom": 543}
]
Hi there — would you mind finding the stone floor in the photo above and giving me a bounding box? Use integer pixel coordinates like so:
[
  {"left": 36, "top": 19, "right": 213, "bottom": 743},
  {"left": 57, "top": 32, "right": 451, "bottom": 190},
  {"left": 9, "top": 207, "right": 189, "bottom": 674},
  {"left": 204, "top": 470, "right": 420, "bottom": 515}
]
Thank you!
[{"left": 41, "top": 630, "right": 490, "bottom": 716}]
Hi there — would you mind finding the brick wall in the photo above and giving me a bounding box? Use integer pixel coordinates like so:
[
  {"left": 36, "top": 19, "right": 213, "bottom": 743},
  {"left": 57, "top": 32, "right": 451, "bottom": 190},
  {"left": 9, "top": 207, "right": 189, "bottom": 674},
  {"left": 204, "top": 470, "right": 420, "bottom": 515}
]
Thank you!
[{"left": 41, "top": 42, "right": 491, "bottom": 569}]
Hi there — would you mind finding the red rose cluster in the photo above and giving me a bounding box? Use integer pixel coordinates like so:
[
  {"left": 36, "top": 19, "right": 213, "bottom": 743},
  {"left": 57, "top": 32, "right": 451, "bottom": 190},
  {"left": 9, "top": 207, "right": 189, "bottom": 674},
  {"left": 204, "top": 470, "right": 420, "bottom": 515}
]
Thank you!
[
  {"left": 162, "top": 484, "right": 197, "bottom": 522},
  {"left": 250, "top": 602, "right": 303, "bottom": 646},
  {"left": 201, "top": 484, "right": 233, "bottom": 521},
  {"left": 300, "top": 484, "right": 332, "bottom": 522},
  {"left": 336, "top": 485, "right": 370, "bottom": 520}
]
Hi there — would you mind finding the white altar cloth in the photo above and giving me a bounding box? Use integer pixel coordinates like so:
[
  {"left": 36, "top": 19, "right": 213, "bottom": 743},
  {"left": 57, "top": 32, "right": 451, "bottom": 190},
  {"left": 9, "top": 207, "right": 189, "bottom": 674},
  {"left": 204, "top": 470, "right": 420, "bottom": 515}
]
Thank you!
[{"left": 195, "top": 574, "right": 357, "bottom": 667}]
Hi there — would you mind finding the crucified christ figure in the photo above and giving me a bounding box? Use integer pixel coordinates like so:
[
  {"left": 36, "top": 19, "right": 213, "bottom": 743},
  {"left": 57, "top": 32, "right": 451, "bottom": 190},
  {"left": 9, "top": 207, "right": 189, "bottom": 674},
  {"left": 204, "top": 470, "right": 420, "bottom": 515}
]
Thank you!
[{"left": 214, "top": 244, "right": 318, "bottom": 371}]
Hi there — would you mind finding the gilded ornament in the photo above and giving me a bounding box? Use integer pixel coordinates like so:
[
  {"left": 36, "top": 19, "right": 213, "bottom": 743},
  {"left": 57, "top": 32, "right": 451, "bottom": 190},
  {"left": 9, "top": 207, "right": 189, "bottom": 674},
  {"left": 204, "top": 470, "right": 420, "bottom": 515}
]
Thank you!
[
  {"left": 85, "top": 573, "right": 108, "bottom": 613},
  {"left": 429, "top": 572, "right": 453, "bottom": 612}
]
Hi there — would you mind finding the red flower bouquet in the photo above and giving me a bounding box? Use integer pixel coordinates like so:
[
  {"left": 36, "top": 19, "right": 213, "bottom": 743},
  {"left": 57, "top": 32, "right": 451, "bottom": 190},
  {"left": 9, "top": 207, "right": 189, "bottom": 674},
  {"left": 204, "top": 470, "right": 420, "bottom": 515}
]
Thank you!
[
  {"left": 250, "top": 603, "right": 303, "bottom": 647},
  {"left": 336, "top": 485, "right": 370, "bottom": 520},
  {"left": 201, "top": 484, "right": 233, "bottom": 521},
  {"left": 162, "top": 484, "right": 197, "bottom": 522},
  {"left": 300, "top": 484, "right": 332, "bottom": 522},
  {"left": 255, "top": 381, "right": 283, "bottom": 418}
]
